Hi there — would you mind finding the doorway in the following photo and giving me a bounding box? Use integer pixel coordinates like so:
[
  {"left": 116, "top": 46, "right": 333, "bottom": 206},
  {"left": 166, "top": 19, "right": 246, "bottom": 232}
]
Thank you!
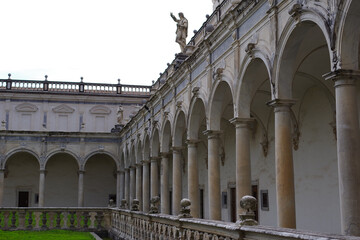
[{"left": 18, "top": 191, "right": 29, "bottom": 207}]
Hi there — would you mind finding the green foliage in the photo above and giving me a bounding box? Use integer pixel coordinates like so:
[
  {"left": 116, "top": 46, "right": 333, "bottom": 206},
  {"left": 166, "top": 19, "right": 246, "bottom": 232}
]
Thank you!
[{"left": 0, "top": 230, "right": 95, "bottom": 240}]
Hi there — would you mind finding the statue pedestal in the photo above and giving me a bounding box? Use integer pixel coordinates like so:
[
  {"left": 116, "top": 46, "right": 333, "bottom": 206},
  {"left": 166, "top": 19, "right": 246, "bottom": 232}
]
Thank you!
[{"left": 174, "top": 53, "right": 188, "bottom": 70}]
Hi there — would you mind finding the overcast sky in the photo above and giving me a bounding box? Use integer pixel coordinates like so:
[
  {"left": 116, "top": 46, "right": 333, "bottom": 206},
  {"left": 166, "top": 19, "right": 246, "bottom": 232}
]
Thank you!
[{"left": 0, "top": 0, "right": 213, "bottom": 86}]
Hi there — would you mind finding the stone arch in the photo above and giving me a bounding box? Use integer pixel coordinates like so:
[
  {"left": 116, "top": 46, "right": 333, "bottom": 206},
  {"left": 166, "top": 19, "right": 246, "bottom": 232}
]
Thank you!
[
  {"left": 130, "top": 144, "right": 136, "bottom": 167},
  {"left": 161, "top": 120, "right": 172, "bottom": 153},
  {"left": 274, "top": 12, "right": 332, "bottom": 99},
  {"left": 136, "top": 139, "right": 143, "bottom": 164},
  {"left": 173, "top": 110, "right": 187, "bottom": 147},
  {"left": 188, "top": 97, "right": 207, "bottom": 140},
  {"left": 44, "top": 150, "right": 80, "bottom": 169},
  {"left": 4, "top": 148, "right": 40, "bottom": 169},
  {"left": 338, "top": 0, "right": 360, "bottom": 70},
  {"left": 237, "top": 56, "right": 272, "bottom": 118},
  {"left": 143, "top": 134, "right": 151, "bottom": 161},
  {"left": 83, "top": 151, "right": 119, "bottom": 170},
  {"left": 151, "top": 128, "right": 160, "bottom": 157},
  {"left": 208, "top": 80, "right": 235, "bottom": 130}
]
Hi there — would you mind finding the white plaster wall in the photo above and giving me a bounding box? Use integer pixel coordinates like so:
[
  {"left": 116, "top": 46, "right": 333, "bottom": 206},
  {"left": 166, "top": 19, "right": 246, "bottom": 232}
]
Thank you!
[
  {"left": 84, "top": 155, "right": 116, "bottom": 207},
  {"left": 293, "top": 87, "right": 340, "bottom": 234},
  {"left": 45, "top": 154, "right": 78, "bottom": 207},
  {"left": 3, "top": 153, "right": 39, "bottom": 207}
]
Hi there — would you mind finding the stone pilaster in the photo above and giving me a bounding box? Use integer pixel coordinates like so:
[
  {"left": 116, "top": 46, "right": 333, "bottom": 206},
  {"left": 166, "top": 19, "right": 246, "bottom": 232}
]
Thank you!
[
  {"left": 204, "top": 130, "right": 222, "bottom": 221},
  {"left": 78, "top": 170, "right": 85, "bottom": 207},
  {"left": 160, "top": 152, "right": 170, "bottom": 214},
  {"left": 230, "top": 118, "right": 254, "bottom": 218},
  {"left": 268, "top": 99, "right": 296, "bottom": 229},
  {"left": 38, "top": 169, "right": 46, "bottom": 207},
  {"left": 324, "top": 70, "right": 360, "bottom": 236},
  {"left": 187, "top": 139, "right": 200, "bottom": 218},
  {"left": 172, "top": 146, "right": 183, "bottom": 215},
  {"left": 142, "top": 160, "right": 150, "bottom": 212}
]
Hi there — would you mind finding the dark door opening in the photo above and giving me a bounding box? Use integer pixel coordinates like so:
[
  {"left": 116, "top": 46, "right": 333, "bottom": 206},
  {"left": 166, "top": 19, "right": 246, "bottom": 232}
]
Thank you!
[
  {"left": 230, "top": 187, "right": 236, "bottom": 222},
  {"left": 200, "top": 189, "right": 204, "bottom": 219},
  {"left": 18, "top": 191, "right": 29, "bottom": 207},
  {"left": 252, "top": 185, "right": 258, "bottom": 221}
]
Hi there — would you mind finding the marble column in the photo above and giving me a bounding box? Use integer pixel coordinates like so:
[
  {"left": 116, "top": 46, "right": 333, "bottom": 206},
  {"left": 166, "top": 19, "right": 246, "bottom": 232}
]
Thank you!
[
  {"left": 160, "top": 152, "right": 170, "bottom": 214},
  {"left": 78, "top": 170, "right": 85, "bottom": 207},
  {"left": 130, "top": 166, "right": 136, "bottom": 204},
  {"left": 172, "top": 147, "right": 182, "bottom": 215},
  {"left": 325, "top": 70, "right": 360, "bottom": 236},
  {"left": 38, "top": 169, "right": 46, "bottom": 207},
  {"left": 136, "top": 164, "right": 142, "bottom": 210},
  {"left": 204, "top": 130, "right": 222, "bottom": 221},
  {"left": 230, "top": 118, "right": 253, "bottom": 218},
  {"left": 124, "top": 168, "right": 130, "bottom": 208},
  {"left": 117, "top": 170, "right": 125, "bottom": 208},
  {"left": 268, "top": 99, "right": 296, "bottom": 229},
  {"left": 0, "top": 169, "right": 4, "bottom": 207},
  {"left": 150, "top": 157, "right": 159, "bottom": 199},
  {"left": 142, "top": 160, "right": 150, "bottom": 212},
  {"left": 187, "top": 140, "right": 200, "bottom": 218}
]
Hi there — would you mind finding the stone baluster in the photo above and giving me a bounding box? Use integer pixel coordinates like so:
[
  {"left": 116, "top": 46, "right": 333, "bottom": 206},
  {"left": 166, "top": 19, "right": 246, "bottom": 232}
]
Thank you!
[
  {"left": 0, "top": 169, "right": 4, "bottom": 207},
  {"left": 268, "top": 99, "right": 296, "bottom": 228}
]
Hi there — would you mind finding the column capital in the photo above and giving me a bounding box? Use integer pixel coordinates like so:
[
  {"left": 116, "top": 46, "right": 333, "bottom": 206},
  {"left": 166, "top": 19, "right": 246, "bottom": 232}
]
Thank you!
[
  {"left": 124, "top": 167, "right": 130, "bottom": 172},
  {"left": 229, "top": 117, "right": 255, "bottom": 128},
  {"left": 150, "top": 156, "right": 161, "bottom": 162},
  {"left": 135, "top": 163, "right": 142, "bottom": 168},
  {"left": 78, "top": 170, "right": 86, "bottom": 174},
  {"left": 186, "top": 139, "right": 200, "bottom": 147},
  {"left": 267, "top": 99, "right": 296, "bottom": 112},
  {"left": 171, "top": 146, "right": 185, "bottom": 153},
  {"left": 323, "top": 69, "right": 360, "bottom": 87},
  {"left": 160, "top": 152, "right": 172, "bottom": 158},
  {"left": 117, "top": 170, "right": 125, "bottom": 174},
  {"left": 203, "top": 130, "right": 223, "bottom": 139},
  {"left": 142, "top": 159, "right": 150, "bottom": 164},
  {"left": 39, "top": 169, "right": 47, "bottom": 174}
]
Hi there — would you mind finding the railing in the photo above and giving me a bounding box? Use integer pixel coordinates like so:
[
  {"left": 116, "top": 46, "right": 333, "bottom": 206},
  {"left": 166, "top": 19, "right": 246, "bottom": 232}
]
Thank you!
[
  {"left": 0, "top": 207, "right": 110, "bottom": 232},
  {"left": 109, "top": 208, "right": 356, "bottom": 240},
  {"left": 0, "top": 78, "right": 152, "bottom": 96}
]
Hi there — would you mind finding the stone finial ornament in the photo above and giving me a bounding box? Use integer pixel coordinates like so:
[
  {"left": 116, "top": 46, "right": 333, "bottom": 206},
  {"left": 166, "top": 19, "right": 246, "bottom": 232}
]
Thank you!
[
  {"left": 149, "top": 196, "right": 160, "bottom": 214},
  {"left": 120, "top": 199, "right": 127, "bottom": 209},
  {"left": 237, "top": 195, "right": 258, "bottom": 226},
  {"left": 131, "top": 199, "right": 140, "bottom": 211},
  {"left": 178, "top": 198, "right": 192, "bottom": 218}
]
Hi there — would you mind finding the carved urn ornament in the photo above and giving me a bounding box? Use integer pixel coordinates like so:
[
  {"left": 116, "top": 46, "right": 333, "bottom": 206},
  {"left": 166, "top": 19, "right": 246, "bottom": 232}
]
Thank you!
[
  {"left": 149, "top": 196, "right": 160, "bottom": 214},
  {"left": 237, "top": 195, "right": 258, "bottom": 226},
  {"left": 178, "top": 198, "right": 192, "bottom": 218},
  {"left": 131, "top": 199, "right": 140, "bottom": 211},
  {"left": 120, "top": 199, "right": 127, "bottom": 209}
]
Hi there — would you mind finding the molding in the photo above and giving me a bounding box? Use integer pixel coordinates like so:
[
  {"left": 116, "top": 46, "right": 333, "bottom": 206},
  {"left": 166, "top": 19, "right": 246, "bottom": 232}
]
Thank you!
[
  {"left": 15, "top": 103, "right": 38, "bottom": 112},
  {"left": 52, "top": 104, "right": 75, "bottom": 114}
]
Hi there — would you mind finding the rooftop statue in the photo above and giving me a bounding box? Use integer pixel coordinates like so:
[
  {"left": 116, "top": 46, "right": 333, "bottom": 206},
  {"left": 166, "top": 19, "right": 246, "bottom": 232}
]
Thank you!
[{"left": 170, "top": 12, "right": 188, "bottom": 54}]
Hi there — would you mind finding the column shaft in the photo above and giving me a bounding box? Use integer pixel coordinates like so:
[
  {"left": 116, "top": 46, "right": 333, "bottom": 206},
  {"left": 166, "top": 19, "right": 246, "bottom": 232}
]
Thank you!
[
  {"left": 143, "top": 161, "right": 150, "bottom": 212},
  {"left": 124, "top": 169, "right": 130, "bottom": 208},
  {"left": 136, "top": 165, "right": 142, "bottom": 210},
  {"left": 0, "top": 170, "right": 4, "bottom": 207},
  {"left": 150, "top": 158, "right": 159, "bottom": 198},
  {"left": 206, "top": 131, "right": 221, "bottom": 220},
  {"left": 172, "top": 148, "right": 182, "bottom": 215},
  {"left": 325, "top": 70, "right": 360, "bottom": 236},
  {"left": 187, "top": 141, "right": 199, "bottom": 218},
  {"left": 39, "top": 170, "right": 46, "bottom": 207},
  {"left": 78, "top": 171, "right": 84, "bottom": 207},
  {"left": 270, "top": 99, "right": 296, "bottom": 228},
  {"left": 161, "top": 154, "right": 169, "bottom": 214},
  {"left": 117, "top": 171, "right": 125, "bottom": 208},
  {"left": 231, "top": 118, "right": 253, "bottom": 218},
  {"left": 130, "top": 167, "right": 136, "bottom": 203}
]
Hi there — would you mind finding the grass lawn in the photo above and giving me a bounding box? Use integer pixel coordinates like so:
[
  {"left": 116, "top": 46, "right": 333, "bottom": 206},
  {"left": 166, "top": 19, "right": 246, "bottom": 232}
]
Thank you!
[{"left": 0, "top": 230, "right": 95, "bottom": 240}]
